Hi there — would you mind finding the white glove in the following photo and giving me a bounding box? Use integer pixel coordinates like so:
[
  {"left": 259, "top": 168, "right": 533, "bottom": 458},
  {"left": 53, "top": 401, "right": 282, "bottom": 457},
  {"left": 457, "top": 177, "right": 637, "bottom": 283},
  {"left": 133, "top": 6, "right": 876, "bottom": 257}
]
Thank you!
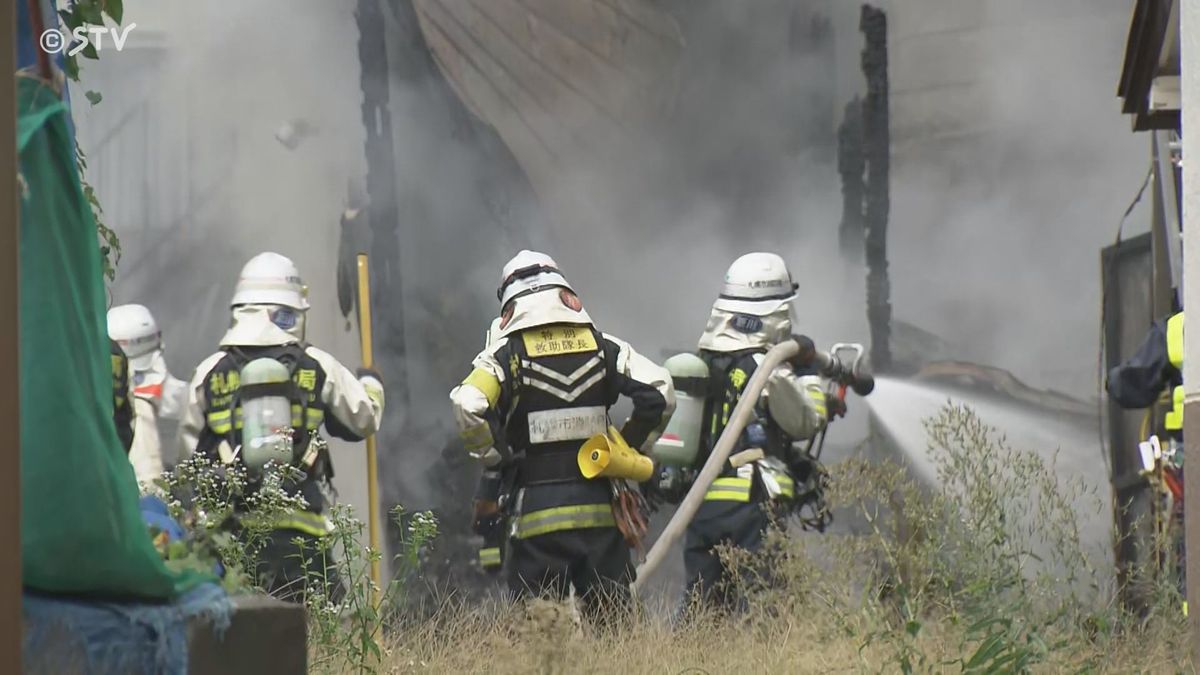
[
  {"left": 360, "top": 374, "right": 385, "bottom": 411},
  {"left": 471, "top": 447, "right": 504, "bottom": 468}
]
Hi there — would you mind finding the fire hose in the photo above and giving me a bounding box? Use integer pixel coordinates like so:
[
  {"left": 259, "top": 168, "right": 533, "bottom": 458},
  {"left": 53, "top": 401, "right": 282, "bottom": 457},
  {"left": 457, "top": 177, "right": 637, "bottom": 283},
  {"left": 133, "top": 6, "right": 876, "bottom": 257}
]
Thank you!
[{"left": 631, "top": 337, "right": 873, "bottom": 594}]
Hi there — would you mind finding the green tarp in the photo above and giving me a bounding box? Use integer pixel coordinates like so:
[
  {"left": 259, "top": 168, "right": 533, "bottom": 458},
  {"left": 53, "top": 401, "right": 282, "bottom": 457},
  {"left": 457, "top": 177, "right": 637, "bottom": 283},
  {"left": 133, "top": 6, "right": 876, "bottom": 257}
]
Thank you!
[{"left": 19, "top": 76, "right": 202, "bottom": 599}]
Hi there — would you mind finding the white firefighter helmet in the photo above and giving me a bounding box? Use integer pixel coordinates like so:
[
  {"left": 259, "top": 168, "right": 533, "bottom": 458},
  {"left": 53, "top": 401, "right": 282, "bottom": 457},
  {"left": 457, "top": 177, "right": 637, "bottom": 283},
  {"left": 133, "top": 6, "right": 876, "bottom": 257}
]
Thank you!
[
  {"left": 713, "top": 252, "right": 798, "bottom": 316},
  {"left": 231, "top": 252, "right": 310, "bottom": 310},
  {"left": 497, "top": 250, "right": 575, "bottom": 307},
  {"left": 107, "top": 303, "right": 162, "bottom": 371}
]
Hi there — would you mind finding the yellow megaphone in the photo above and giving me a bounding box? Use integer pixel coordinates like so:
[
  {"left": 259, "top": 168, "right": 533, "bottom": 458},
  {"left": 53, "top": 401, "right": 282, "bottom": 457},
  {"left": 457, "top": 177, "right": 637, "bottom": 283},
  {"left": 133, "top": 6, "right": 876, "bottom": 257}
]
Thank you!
[{"left": 578, "top": 426, "right": 655, "bottom": 482}]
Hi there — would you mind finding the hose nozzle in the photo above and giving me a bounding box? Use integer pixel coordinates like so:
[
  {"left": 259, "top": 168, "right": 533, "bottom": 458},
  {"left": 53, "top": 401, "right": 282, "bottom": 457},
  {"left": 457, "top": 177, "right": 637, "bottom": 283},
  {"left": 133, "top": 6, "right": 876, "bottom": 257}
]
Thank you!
[{"left": 806, "top": 342, "right": 874, "bottom": 397}]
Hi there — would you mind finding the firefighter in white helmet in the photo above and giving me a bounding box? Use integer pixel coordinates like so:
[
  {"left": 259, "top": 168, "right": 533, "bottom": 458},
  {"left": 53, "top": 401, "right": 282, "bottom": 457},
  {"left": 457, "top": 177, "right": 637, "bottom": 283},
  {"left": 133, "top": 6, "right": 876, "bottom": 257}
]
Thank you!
[
  {"left": 450, "top": 250, "right": 674, "bottom": 614},
  {"left": 678, "top": 252, "right": 831, "bottom": 613},
  {"left": 107, "top": 303, "right": 188, "bottom": 489},
  {"left": 178, "top": 251, "right": 385, "bottom": 602}
]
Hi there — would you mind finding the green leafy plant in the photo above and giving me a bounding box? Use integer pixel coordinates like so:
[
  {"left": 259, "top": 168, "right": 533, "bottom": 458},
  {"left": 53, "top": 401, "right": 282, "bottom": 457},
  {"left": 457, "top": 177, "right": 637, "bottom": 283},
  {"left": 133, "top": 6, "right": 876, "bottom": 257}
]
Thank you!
[
  {"left": 57, "top": 0, "right": 125, "bottom": 80},
  {"left": 57, "top": 0, "right": 125, "bottom": 280},
  {"left": 301, "top": 505, "right": 440, "bottom": 675},
  {"left": 155, "top": 447, "right": 443, "bottom": 674},
  {"left": 154, "top": 453, "right": 312, "bottom": 594}
]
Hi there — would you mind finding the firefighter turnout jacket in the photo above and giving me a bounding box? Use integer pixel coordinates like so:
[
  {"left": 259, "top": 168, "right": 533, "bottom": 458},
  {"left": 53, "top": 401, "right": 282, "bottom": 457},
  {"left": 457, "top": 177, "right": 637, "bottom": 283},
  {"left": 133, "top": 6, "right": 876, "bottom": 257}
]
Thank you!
[
  {"left": 451, "top": 321, "right": 673, "bottom": 541},
  {"left": 178, "top": 307, "right": 384, "bottom": 536},
  {"left": 1108, "top": 311, "right": 1184, "bottom": 433}
]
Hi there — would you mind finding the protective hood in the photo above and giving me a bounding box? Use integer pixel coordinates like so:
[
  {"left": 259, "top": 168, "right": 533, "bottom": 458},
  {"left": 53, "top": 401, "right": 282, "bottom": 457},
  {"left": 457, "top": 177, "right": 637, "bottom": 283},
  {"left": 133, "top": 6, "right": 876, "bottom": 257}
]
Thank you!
[
  {"left": 496, "top": 288, "right": 594, "bottom": 338},
  {"left": 698, "top": 303, "right": 793, "bottom": 353},
  {"left": 127, "top": 345, "right": 161, "bottom": 373},
  {"left": 130, "top": 351, "right": 188, "bottom": 420},
  {"left": 220, "top": 305, "right": 303, "bottom": 347}
]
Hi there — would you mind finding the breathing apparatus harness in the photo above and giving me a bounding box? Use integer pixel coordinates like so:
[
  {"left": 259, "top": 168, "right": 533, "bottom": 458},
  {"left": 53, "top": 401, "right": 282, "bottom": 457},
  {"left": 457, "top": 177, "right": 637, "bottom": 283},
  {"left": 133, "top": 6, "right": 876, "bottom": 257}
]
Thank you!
[{"left": 219, "top": 343, "right": 335, "bottom": 490}]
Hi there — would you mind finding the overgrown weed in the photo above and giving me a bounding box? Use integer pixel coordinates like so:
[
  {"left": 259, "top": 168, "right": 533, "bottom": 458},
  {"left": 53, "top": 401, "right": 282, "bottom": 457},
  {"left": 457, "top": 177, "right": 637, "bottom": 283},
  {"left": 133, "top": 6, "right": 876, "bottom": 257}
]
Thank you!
[
  {"left": 163, "top": 405, "right": 1192, "bottom": 673},
  {"left": 376, "top": 404, "right": 1189, "bottom": 673}
]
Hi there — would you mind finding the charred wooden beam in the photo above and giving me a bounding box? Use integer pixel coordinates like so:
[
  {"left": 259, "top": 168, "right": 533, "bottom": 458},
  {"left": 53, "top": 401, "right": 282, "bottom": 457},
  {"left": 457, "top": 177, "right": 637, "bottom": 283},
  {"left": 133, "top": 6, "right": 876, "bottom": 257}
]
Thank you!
[
  {"left": 861, "top": 4, "right": 892, "bottom": 373},
  {"left": 837, "top": 96, "right": 864, "bottom": 264},
  {"left": 357, "top": 0, "right": 408, "bottom": 407}
]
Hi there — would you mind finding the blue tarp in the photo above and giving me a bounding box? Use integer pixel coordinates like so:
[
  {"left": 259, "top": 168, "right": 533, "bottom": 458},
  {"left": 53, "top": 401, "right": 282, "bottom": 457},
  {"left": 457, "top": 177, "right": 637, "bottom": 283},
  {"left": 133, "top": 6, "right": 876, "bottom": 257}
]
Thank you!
[{"left": 23, "top": 584, "right": 232, "bottom": 675}]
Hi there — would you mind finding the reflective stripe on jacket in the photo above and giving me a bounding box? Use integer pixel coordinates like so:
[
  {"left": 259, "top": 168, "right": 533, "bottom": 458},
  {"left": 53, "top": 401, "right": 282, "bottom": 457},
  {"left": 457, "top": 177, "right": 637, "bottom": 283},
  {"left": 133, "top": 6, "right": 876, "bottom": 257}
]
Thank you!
[
  {"left": 513, "top": 503, "right": 616, "bottom": 539},
  {"left": 1167, "top": 312, "right": 1185, "bottom": 431}
]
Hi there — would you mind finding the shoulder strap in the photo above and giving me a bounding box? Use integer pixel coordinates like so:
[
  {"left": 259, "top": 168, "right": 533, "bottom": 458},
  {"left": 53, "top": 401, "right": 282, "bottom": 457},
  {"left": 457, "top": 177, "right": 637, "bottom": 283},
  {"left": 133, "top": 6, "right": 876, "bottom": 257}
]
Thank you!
[{"left": 223, "top": 344, "right": 307, "bottom": 406}]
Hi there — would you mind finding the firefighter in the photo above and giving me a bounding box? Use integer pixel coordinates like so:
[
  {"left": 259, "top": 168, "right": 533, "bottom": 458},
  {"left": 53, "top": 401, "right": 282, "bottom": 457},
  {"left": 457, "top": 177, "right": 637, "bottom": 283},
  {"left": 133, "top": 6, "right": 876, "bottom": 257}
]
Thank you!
[
  {"left": 178, "top": 251, "right": 385, "bottom": 602},
  {"left": 1107, "top": 310, "right": 1185, "bottom": 610},
  {"left": 680, "top": 252, "right": 830, "bottom": 613},
  {"left": 1108, "top": 311, "right": 1184, "bottom": 435},
  {"left": 108, "top": 303, "right": 189, "bottom": 488},
  {"left": 449, "top": 250, "right": 674, "bottom": 614}
]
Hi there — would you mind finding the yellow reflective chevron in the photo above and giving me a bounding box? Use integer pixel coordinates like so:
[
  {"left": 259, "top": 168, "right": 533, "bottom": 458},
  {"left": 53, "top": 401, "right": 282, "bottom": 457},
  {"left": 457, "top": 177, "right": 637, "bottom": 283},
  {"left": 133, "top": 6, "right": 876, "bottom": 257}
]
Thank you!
[
  {"left": 479, "top": 547, "right": 501, "bottom": 567},
  {"left": 464, "top": 368, "right": 502, "bottom": 407},
  {"left": 514, "top": 503, "right": 615, "bottom": 539},
  {"left": 305, "top": 408, "right": 325, "bottom": 430},
  {"left": 705, "top": 476, "right": 752, "bottom": 502}
]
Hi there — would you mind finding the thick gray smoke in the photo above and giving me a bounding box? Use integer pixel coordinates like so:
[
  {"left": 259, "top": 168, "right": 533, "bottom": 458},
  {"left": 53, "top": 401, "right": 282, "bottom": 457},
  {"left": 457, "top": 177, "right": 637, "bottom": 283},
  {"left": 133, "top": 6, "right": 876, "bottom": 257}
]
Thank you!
[
  {"left": 78, "top": 0, "right": 1145, "bottom": 595},
  {"left": 853, "top": 0, "right": 1151, "bottom": 397}
]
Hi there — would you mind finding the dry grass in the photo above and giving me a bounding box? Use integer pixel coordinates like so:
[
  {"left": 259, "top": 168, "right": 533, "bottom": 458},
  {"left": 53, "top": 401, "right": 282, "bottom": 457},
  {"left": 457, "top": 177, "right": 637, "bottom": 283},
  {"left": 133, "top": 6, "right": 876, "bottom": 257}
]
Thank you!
[
  {"left": 330, "top": 404, "right": 1194, "bottom": 674},
  {"left": 377, "top": 593, "right": 1190, "bottom": 674}
]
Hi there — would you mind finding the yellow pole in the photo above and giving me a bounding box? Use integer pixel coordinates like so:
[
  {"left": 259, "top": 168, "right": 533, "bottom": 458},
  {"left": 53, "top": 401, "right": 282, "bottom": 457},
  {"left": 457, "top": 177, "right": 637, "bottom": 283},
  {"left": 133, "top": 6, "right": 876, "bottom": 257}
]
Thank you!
[{"left": 356, "top": 254, "right": 383, "bottom": 604}]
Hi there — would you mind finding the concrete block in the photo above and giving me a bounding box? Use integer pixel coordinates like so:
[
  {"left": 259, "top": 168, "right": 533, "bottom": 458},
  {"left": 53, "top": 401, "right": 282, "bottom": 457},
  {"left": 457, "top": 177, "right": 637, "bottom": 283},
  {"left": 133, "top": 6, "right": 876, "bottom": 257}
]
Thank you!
[{"left": 189, "top": 594, "right": 306, "bottom": 675}]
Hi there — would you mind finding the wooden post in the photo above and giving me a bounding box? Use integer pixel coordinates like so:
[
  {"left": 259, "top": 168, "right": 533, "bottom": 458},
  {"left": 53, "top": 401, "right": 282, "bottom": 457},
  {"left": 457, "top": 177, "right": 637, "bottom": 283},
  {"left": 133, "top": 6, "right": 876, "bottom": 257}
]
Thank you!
[
  {"left": 837, "top": 97, "right": 865, "bottom": 264},
  {"left": 861, "top": 4, "right": 892, "bottom": 373},
  {"left": 1, "top": 0, "right": 24, "bottom": 669},
  {"left": 1181, "top": 0, "right": 1200, "bottom": 663},
  {"left": 356, "top": 254, "right": 383, "bottom": 605}
]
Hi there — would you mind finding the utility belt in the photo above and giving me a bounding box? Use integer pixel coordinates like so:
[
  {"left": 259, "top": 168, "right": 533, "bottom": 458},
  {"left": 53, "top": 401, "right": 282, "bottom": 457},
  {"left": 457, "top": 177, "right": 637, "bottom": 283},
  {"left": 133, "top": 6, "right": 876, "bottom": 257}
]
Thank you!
[
  {"left": 515, "top": 448, "right": 586, "bottom": 486},
  {"left": 504, "top": 450, "right": 646, "bottom": 551},
  {"left": 505, "top": 446, "right": 616, "bottom": 540}
]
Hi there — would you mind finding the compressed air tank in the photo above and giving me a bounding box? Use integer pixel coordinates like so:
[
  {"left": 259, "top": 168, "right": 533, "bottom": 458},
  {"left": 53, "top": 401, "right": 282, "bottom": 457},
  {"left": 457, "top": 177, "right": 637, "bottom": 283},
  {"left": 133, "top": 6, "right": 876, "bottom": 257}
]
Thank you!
[
  {"left": 238, "top": 358, "right": 295, "bottom": 473},
  {"left": 650, "top": 353, "right": 710, "bottom": 467}
]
